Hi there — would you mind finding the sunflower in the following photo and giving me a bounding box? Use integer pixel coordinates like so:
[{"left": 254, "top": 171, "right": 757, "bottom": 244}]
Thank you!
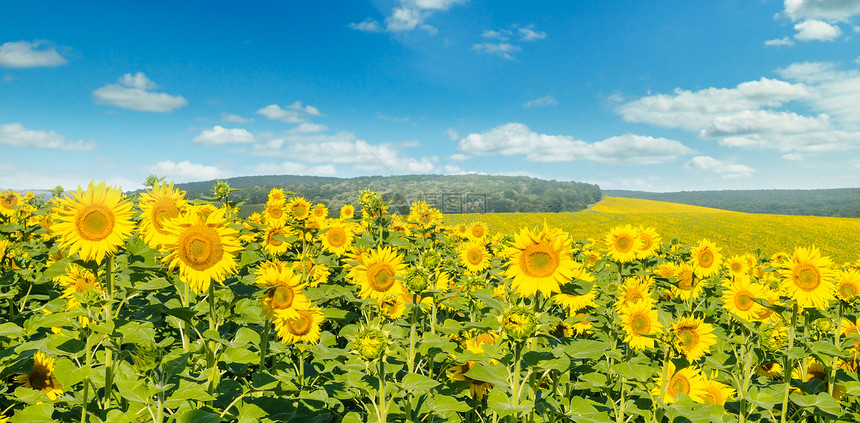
[
  {"left": 453, "top": 223, "right": 470, "bottom": 239},
  {"left": 378, "top": 294, "right": 406, "bottom": 319},
  {"left": 672, "top": 263, "right": 704, "bottom": 301},
  {"left": 256, "top": 264, "right": 310, "bottom": 320},
  {"left": 340, "top": 204, "right": 355, "bottom": 219},
  {"left": 841, "top": 318, "right": 860, "bottom": 350},
  {"left": 620, "top": 301, "right": 663, "bottom": 350},
  {"left": 779, "top": 246, "right": 837, "bottom": 309},
  {"left": 672, "top": 316, "right": 717, "bottom": 361},
  {"left": 700, "top": 378, "right": 735, "bottom": 406},
  {"left": 757, "top": 362, "right": 783, "bottom": 379},
  {"left": 447, "top": 361, "right": 494, "bottom": 399},
  {"left": 51, "top": 181, "right": 135, "bottom": 264},
  {"left": 690, "top": 239, "right": 722, "bottom": 279},
  {"left": 0, "top": 189, "right": 21, "bottom": 217},
  {"left": 503, "top": 226, "right": 580, "bottom": 297},
  {"left": 651, "top": 361, "right": 708, "bottom": 404},
  {"left": 262, "top": 223, "right": 295, "bottom": 257},
  {"left": 836, "top": 270, "right": 860, "bottom": 302},
  {"left": 408, "top": 201, "right": 442, "bottom": 229},
  {"left": 468, "top": 221, "right": 488, "bottom": 242},
  {"left": 725, "top": 254, "right": 750, "bottom": 279},
  {"left": 549, "top": 321, "right": 574, "bottom": 338},
  {"left": 553, "top": 288, "right": 597, "bottom": 315},
  {"left": 15, "top": 352, "right": 63, "bottom": 400},
  {"left": 572, "top": 313, "right": 594, "bottom": 335},
  {"left": 604, "top": 225, "right": 642, "bottom": 263},
  {"left": 161, "top": 206, "right": 242, "bottom": 294},
  {"left": 635, "top": 226, "right": 661, "bottom": 259},
  {"left": 263, "top": 199, "right": 288, "bottom": 226},
  {"left": 311, "top": 203, "right": 328, "bottom": 221},
  {"left": 267, "top": 188, "right": 286, "bottom": 203},
  {"left": 657, "top": 262, "right": 677, "bottom": 279},
  {"left": 54, "top": 263, "right": 102, "bottom": 309},
  {"left": 722, "top": 275, "right": 765, "bottom": 321},
  {"left": 137, "top": 182, "right": 187, "bottom": 250},
  {"left": 351, "top": 246, "right": 407, "bottom": 299},
  {"left": 614, "top": 276, "right": 655, "bottom": 311},
  {"left": 287, "top": 197, "right": 312, "bottom": 221},
  {"left": 275, "top": 307, "right": 323, "bottom": 345},
  {"left": 319, "top": 220, "right": 354, "bottom": 256},
  {"left": 354, "top": 325, "right": 389, "bottom": 361},
  {"left": 459, "top": 241, "right": 491, "bottom": 274}
]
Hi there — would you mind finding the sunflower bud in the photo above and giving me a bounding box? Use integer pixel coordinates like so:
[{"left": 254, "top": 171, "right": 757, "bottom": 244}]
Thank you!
[
  {"left": 404, "top": 268, "right": 430, "bottom": 293},
  {"left": 131, "top": 341, "right": 159, "bottom": 375},
  {"left": 420, "top": 250, "right": 442, "bottom": 270},
  {"left": 501, "top": 307, "right": 536, "bottom": 342},
  {"left": 354, "top": 327, "right": 388, "bottom": 361}
]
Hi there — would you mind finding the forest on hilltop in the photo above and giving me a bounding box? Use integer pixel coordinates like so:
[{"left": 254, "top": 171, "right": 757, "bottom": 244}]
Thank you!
[{"left": 161, "top": 174, "right": 603, "bottom": 214}]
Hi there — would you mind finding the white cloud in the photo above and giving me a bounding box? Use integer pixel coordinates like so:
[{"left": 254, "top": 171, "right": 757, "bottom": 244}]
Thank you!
[
  {"left": 447, "top": 128, "right": 459, "bottom": 140},
  {"left": 782, "top": 153, "right": 804, "bottom": 160},
  {"left": 794, "top": 19, "right": 842, "bottom": 41},
  {"left": 350, "top": 0, "right": 465, "bottom": 34},
  {"left": 686, "top": 156, "right": 755, "bottom": 178},
  {"left": 0, "top": 40, "right": 68, "bottom": 68},
  {"left": 482, "top": 29, "right": 510, "bottom": 40},
  {"left": 784, "top": 0, "right": 860, "bottom": 22},
  {"left": 523, "top": 95, "right": 558, "bottom": 108},
  {"left": 0, "top": 123, "right": 96, "bottom": 150},
  {"left": 287, "top": 100, "right": 321, "bottom": 116},
  {"left": 192, "top": 126, "right": 255, "bottom": 145},
  {"left": 92, "top": 72, "right": 187, "bottom": 112},
  {"left": 222, "top": 113, "right": 252, "bottom": 123},
  {"left": 290, "top": 122, "right": 328, "bottom": 133},
  {"left": 251, "top": 161, "right": 337, "bottom": 176},
  {"left": 765, "top": 37, "right": 795, "bottom": 46},
  {"left": 518, "top": 27, "right": 546, "bottom": 41},
  {"left": 151, "top": 160, "right": 224, "bottom": 182},
  {"left": 257, "top": 101, "right": 322, "bottom": 125},
  {"left": 456, "top": 123, "right": 693, "bottom": 164},
  {"left": 473, "top": 42, "right": 521, "bottom": 60}
]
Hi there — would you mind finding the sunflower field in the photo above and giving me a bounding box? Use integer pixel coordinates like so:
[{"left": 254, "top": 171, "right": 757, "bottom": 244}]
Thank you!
[{"left": 1, "top": 183, "right": 860, "bottom": 423}]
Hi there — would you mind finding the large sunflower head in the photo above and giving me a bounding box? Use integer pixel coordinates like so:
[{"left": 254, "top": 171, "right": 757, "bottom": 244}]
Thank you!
[
  {"left": 651, "top": 362, "right": 708, "bottom": 404},
  {"left": 725, "top": 254, "right": 751, "bottom": 279},
  {"left": 137, "top": 182, "right": 187, "bottom": 250},
  {"left": 352, "top": 246, "right": 407, "bottom": 299},
  {"left": 779, "top": 246, "right": 837, "bottom": 309},
  {"left": 635, "top": 226, "right": 661, "bottom": 259},
  {"left": 51, "top": 181, "right": 135, "bottom": 264},
  {"left": 0, "top": 189, "right": 22, "bottom": 218},
  {"left": 690, "top": 239, "right": 722, "bottom": 279},
  {"left": 263, "top": 199, "right": 288, "bottom": 226},
  {"left": 275, "top": 306, "right": 323, "bottom": 345},
  {"left": 620, "top": 300, "right": 663, "bottom": 350},
  {"left": 604, "top": 225, "right": 642, "bottom": 263},
  {"left": 553, "top": 289, "right": 597, "bottom": 315},
  {"left": 614, "top": 276, "right": 655, "bottom": 311},
  {"left": 722, "top": 275, "right": 765, "bottom": 321},
  {"left": 262, "top": 223, "right": 295, "bottom": 257},
  {"left": 836, "top": 270, "right": 860, "bottom": 303},
  {"left": 54, "top": 263, "right": 102, "bottom": 309},
  {"left": 468, "top": 221, "right": 488, "bottom": 242},
  {"left": 287, "top": 197, "right": 312, "bottom": 221},
  {"left": 503, "top": 225, "right": 580, "bottom": 297},
  {"left": 14, "top": 352, "right": 63, "bottom": 400},
  {"left": 672, "top": 263, "right": 704, "bottom": 301},
  {"left": 340, "top": 204, "right": 355, "bottom": 219},
  {"left": 161, "top": 206, "right": 242, "bottom": 294},
  {"left": 319, "top": 219, "right": 354, "bottom": 256},
  {"left": 459, "top": 241, "right": 491, "bottom": 274},
  {"left": 701, "top": 379, "right": 735, "bottom": 406},
  {"left": 672, "top": 316, "right": 717, "bottom": 362},
  {"left": 256, "top": 264, "right": 309, "bottom": 320}
]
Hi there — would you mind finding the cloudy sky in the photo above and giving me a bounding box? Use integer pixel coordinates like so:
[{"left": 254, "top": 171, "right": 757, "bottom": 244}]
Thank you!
[{"left": 3, "top": 0, "right": 860, "bottom": 192}]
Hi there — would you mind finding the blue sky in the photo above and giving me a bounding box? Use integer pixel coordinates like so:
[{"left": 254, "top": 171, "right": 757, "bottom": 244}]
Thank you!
[{"left": 3, "top": 0, "right": 860, "bottom": 192}]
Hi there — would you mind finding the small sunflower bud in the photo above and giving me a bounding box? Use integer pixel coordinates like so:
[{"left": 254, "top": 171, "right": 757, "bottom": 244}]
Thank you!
[
  {"left": 502, "top": 307, "right": 536, "bottom": 342},
  {"left": 355, "top": 327, "right": 388, "bottom": 361},
  {"left": 405, "top": 268, "right": 430, "bottom": 293}
]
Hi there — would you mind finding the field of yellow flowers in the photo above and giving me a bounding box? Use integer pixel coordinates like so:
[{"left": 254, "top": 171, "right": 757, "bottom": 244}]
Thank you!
[{"left": 1, "top": 184, "right": 860, "bottom": 423}]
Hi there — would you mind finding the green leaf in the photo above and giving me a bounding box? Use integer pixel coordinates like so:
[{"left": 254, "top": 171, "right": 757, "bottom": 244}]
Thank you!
[
  {"left": 115, "top": 376, "right": 150, "bottom": 404},
  {"left": 135, "top": 277, "right": 171, "bottom": 290},
  {"left": 809, "top": 340, "right": 849, "bottom": 359},
  {"left": 0, "top": 322, "right": 22, "bottom": 338},
  {"left": 463, "top": 363, "right": 509, "bottom": 392},
  {"left": 52, "top": 358, "right": 90, "bottom": 389},
  {"left": 163, "top": 307, "right": 198, "bottom": 323},
  {"left": 432, "top": 394, "right": 471, "bottom": 414},
  {"left": 567, "top": 396, "right": 614, "bottom": 423},
  {"left": 487, "top": 390, "right": 533, "bottom": 418},
  {"left": 177, "top": 409, "right": 221, "bottom": 423},
  {"left": 166, "top": 380, "right": 216, "bottom": 408},
  {"left": 9, "top": 402, "right": 54, "bottom": 423},
  {"left": 224, "top": 346, "right": 258, "bottom": 364},
  {"left": 612, "top": 362, "right": 653, "bottom": 382},
  {"left": 401, "top": 373, "right": 440, "bottom": 393},
  {"left": 561, "top": 339, "right": 607, "bottom": 360}
]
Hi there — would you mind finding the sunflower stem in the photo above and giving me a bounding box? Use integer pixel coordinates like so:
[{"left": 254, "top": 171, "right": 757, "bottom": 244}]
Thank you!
[
  {"left": 508, "top": 342, "right": 524, "bottom": 423},
  {"left": 377, "top": 357, "right": 388, "bottom": 423},
  {"left": 207, "top": 282, "right": 219, "bottom": 398},
  {"left": 780, "top": 303, "right": 799, "bottom": 423},
  {"left": 102, "top": 255, "right": 115, "bottom": 415},
  {"left": 829, "top": 301, "right": 843, "bottom": 397},
  {"left": 408, "top": 294, "right": 418, "bottom": 374},
  {"left": 80, "top": 328, "right": 92, "bottom": 423},
  {"left": 260, "top": 316, "right": 271, "bottom": 370}
]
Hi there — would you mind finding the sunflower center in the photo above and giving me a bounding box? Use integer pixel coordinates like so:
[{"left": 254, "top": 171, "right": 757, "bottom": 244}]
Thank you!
[
  {"left": 677, "top": 272, "right": 694, "bottom": 291},
  {"left": 698, "top": 251, "right": 714, "bottom": 268},
  {"left": 615, "top": 236, "right": 632, "bottom": 252},
  {"left": 467, "top": 249, "right": 483, "bottom": 265},
  {"left": 178, "top": 226, "right": 224, "bottom": 271},
  {"left": 734, "top": 291, "right": 754, "bottom": 311},
  {"left": 292, "top": 204, "right": 308, "bottom": 219},
  {"left": 840, "top": 283, "right": 858, "bottom": 299},
  {"left": 471, "top": 226, "right": 485, "bottom": 239},
  {"left": 630, "top": 314, "right": 651, "bottom": 334},
  {"left": 730, "top": 262, "right": 743, "bottom": 273},
  {"left": 76, "top": 205, "right": 115, "bottom": 241},
  {"left": 795, "top": 265, "right": 821, "bottom": 291},
  {"left": 520, "top": 243, "right": 559, "bottom": 278},
  {"left": 639, "top": 236, "right": 653, "bottom": 251},
  {"left": 270, "top": 285, "right": 294, "bottom": 309},
  {"left": 267, "top": 229, "right": 284, "bottom": 246},
  {"left": 668, "top": 374, "right": 690, "bottom": 397},
  {"left": 151, "top": 199, "right": 179, "bottom": 233},
  {"left": 28, "top": 366, "right": 50, "bottom": 391},
  {"left": 677, "top": 327, "right": 699, "bottom": 349},
  {"left": 625, "top": 289, "right": 644, "bottom": 303},
  {"left": 74, "top": 275, "right": 97, "bottom": 292},
  {"left": 268, "top": 206, "right": 284, "bottom": 220},
  {"left": 327, "top": 228, "right": 346, "bottom": 248},
  {"left": 287, "top": 311, "right": 313, "bottom": 336},
  {"left": 701, "top": 391, "right": 719, "bottom": 405},
  {"left": 367, "top": 262, "right": 396, "bottom": 292},
  {"left": 1, "top": 196, "right": 16, "bottom": 209}
]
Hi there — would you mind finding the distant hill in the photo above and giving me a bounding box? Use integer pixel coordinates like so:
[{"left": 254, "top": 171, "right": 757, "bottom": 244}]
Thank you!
[
  {"left": 155, "top": 174, "right": 602, "bottom": 214},
  {"left": 604, "top": 188, "right": 860, "bottom": 218}
]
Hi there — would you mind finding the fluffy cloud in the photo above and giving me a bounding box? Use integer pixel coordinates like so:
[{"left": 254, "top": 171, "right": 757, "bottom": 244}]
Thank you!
[
  {"left": 151, "top": 160, "right": 224, "bottom": 182},
  {"left": 617, "top": 65, "right": 860, "bottom": 153},
  {"left": 764, "top": 37, "right": 795, "bottom": 47},
  {"left": 349, "top": 0, "right": 465, "bottom": 34},
  {"left": 222, "top": 113, "right": 252, "bottom": 123},
  {"left": 193, "top": 126, "right": 255, "bottom": 145},
  {"left": 523, "top": 95, "right": 557, "bottom": 108},
  {"left": 0, "top": 40, "right": 68, "bottom": 68},
  {"left": 518, "top": 27, "right": 547, "bottom": 41},
  {"left": 686, "top": 156, "right": 755, "bottom": 178},
  {"left": 783, "top": 0, "right": 860, "bottom": 22},
  {"left": 92, "top": 72, "right": 187, "bottom": 112},
  {"left": 472, "top": 43, "right": 521, "bottom": 60},
  {"left": 257, "top": 101, "right": 322, "bottom": 124},
  {"left": 0, "top": 123, "right": 96, "bottom": 150},
  {"left": 794, "top": 19, "right": 841, "bottom": 41},
  {"left": 290, "top": 123, "right": 328, "bottom": 133},
  {"left": 476, "top": 25, "right": 546, "bottom": 59},
  {"left": 456, "top": 123, "right": 692, "bottom": 164}
]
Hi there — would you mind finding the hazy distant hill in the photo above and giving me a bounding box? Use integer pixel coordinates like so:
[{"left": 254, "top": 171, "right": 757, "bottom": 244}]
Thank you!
[
  {"left": 159, "top": 174, "right": 602, "bottom": 214},
  {"left": 604, "top": 188, "right": 860, "bottom": 218}
]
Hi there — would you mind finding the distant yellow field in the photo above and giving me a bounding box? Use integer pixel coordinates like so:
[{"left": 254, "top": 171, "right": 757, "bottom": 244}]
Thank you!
[{"left": 446, "top": 196, "right": 860, "bottom": 264}]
